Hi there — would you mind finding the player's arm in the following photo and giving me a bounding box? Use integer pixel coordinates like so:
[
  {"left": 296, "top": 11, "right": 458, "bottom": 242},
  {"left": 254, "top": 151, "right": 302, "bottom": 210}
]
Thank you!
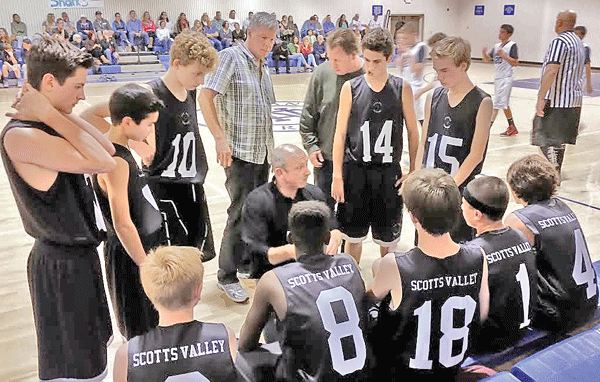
[
  {"left": 414, "top": 91, "right": 433, "bottom": 170},
  {"left": 80, "top": 101, "right": 112, "bottom": 134},
  {"left": 401, "top": 82, "right": 420, "bottom": 174},
  {"left": 536, "top": 63, "right": 560, "bottom": 116},
  {"left": 479, "top": 250, "right": 490, "bottom": 322},
  {"left": 113, "top": 342, "right": 128, "bottom": 382},
  {"left": 239, "top": 271, "right": 286, "bottom": 351},
  {"left": 585, "top": 62, "right": 593, "bottom": 94},
  {"left": 453, "top": 96, "right": 492, "bottom": 187},
  {"left": 499, "top": 45, "right": 519, "bottom": 67},
  {"left": 368, "top": 253, "right": 403, "bottom": 309},
  {"left": 331, "top": 81, "right": 352, "bottom": 203},
  {"left": 481, "top": 47, "right": 491, "bottom": 63},
  {"left": 504, "top": 212, "right": 536, "bottom": 246},
  {"left": 225, "top": 325, "right": 238, "bottom": 361},
  {"left": 101, "top": 158, "right": 147, "bottom": 266},
  {"left": 198, "top": 88, "right": 232, "bottom": 168},
  {"left": 299, "top": 70, "right": 324, "bottom": 167}
]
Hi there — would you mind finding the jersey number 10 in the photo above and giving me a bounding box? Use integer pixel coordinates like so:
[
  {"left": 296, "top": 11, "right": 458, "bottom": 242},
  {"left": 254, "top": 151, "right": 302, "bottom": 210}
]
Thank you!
[{"left": 162, "top": 132, "right": 197, "bottom": 178}]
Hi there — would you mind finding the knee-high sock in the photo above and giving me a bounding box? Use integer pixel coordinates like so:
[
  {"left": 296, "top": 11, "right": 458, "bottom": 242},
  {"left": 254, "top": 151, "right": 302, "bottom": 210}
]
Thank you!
[{"left": 541, "top": 145, "right": 566, "bottom": 172}]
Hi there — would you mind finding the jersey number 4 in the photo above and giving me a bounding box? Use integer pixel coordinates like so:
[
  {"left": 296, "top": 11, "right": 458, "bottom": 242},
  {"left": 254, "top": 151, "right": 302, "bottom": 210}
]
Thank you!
[
  {"left": 162, "top": 132, "right": 197, "bottom": 178},
  {"left": 316, "top": 286, "right": 367, "bottom": 376},
  {"left": 572, "top": 228, "right": 598, "bottom": 299},
  {"left": 425, "top": 133, "right": 463, "bottom": 176},
  {"left": 360, "top": 120, "right": 394, "bottom": 163}
]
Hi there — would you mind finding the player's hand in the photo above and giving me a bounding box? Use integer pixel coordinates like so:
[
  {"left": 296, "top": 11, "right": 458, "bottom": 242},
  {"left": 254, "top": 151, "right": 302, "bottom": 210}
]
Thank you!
[
  {"left": 326, "top": 229, "right": 343, "bottom": 255},
  {"left": 395, "top": 172, "right": 409, "bottom": 195},
  {"left": 309, "top": 150, "right": 324, "bottom": 168},
  {"left": 331, "top": 176, "right": 344, "bottom": 203},
  {"left": 498, "top": 49, "right": 508, "bottom": 60},
  {"left": 586, "top": 84, "right": 593, "bottom": 95},
  {"left": 215, "top": 137, "right": 233, "bottom": 168},
  {"left": 535, "top": 99, "right": 546, "bottom": 117},
  {"left": 6, "top": 83, "right": 52, "bottom": 122},
  {"left": 481, "top": 47, "right": 487, "bottom": 56}
]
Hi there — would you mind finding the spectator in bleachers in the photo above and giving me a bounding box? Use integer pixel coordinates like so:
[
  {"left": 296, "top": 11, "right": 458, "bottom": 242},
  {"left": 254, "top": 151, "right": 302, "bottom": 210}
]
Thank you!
[
  {"left": 42, "top": 13, "right": 56, "bottom": 35},
  {"left": 271, "top": 39, "right": 290, "bottom": 74},
  {"left": 127, "top": 10, "right": 149, "bottom": 51},
  {"left": 288, "top": 35, "right": 312, "bottom": 71},
  {"left": 173, "top": 13, "right": 190, "bottom": 36},
  {"left": 313, "top": 34, "right": 327, "bottom": 64},
  {"left": 350, "top": 13, "right": 365, "bottom": 36},
  {"left": 155, "top": 20, "right": 173, "bottom": 52},
  {"left": 232, "top": 22, "right": 245, "bottom": 43},
  {"left": 77, "top": 14, "right": 95, "bottom": 40},
  {"left": 368, "top": 14, "right": 382, "bottom": 31},
  {"left": 11, "top": 14, "right": 27, "bottom": 48},
  {"left": 142, "top": 11, "right": 157, "bottom": 46},
  {"left": 85, "top": 33, "right": 111, "bottom": 65},
  {"left": 280, "top": 15, "right": 294, "bottom": 42},
  {"left": 301, "top": 15, "right": 318, "bottom": 37},
  {"left": 337, "top": 14, "right": 348, "bottom": 29},
  {"left": 213, "top": 11, "right": 224, "bottom": 31},
  {"left": 227, "top": 10, "right": 240, "bottom": 29},
  {"left": 2, "top": 43, "right": 21, "bottom": 86},
  {"left": 314, "top": 15, "right": 324, "bottom": 36},
  {"left": 323, "top": 15, "right": 335, "bottom": 35},
  {"left": 51, "top": 18, "right": 70, "bottom": 41},
  {"left": 61, "top": 12, "right": 76, "bottom": 35},
  {"left": 156, "top": 12, "right": 172, "bottom": 35},
  {"left": 0, "top": 28, "right": 13, "bottom": 47},
  {"left": 192, "top": 19, "right": 202, "bottom": 33},
  {"left": 242, "top": 11, "right": 253, "bottom": 32},
  {"left": 17, "top": 38, "right": 30, "bottom": 80},
  {"left": 301, "top": 36, "right": 317, "bottom": 67},
  {"left": 204, "top": 19, "right": 222, "bottom": 51},
  {"left": 71, "top": 33, "right": 85, "bottom": 50},
  {"left": 93, "top": 11, "right": 111, "bottom": 38},
  {"left": 220, "top": 21, "right": 233, "bottom": 49},
  {"left": 112, "top": 12, "right": 130, "bottom": 48},
  {"left": 307, "top": 29, "right": 317, "bottom": 45},
  {"left": 100, "top": 30, "right": 120, "bottom": 64}
]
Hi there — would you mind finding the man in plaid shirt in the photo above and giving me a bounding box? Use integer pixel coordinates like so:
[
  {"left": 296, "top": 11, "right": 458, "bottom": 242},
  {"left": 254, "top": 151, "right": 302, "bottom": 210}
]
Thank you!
[{"left": 200, "top": 11, "right": 278, "bottom": 303}]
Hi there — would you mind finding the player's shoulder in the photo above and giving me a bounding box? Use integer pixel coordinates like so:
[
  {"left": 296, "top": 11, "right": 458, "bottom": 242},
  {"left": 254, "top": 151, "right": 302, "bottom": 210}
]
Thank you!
[{"left": 301, "top": 183, "right": 327, "bottom": 201}]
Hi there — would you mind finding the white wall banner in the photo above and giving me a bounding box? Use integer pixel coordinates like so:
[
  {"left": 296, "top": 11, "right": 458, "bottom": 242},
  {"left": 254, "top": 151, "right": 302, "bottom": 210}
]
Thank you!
[{"left": 50, "top": 0, "right": 104, "bottom": 8}]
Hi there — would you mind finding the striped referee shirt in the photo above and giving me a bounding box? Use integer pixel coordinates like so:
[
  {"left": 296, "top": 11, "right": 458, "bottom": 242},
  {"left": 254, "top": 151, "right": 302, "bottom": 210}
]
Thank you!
[
  {"left": 541, "top": 30, "right": 585, "bottom": 108},
  {"left": 204, "top": 43, "right": 276, "bottom": 164}
]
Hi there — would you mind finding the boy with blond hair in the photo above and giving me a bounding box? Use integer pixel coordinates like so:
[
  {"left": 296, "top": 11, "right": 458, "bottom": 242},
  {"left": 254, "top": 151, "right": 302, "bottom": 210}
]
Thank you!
[{"left": 113, "top": 246, "right": 239, "bottom": 381}]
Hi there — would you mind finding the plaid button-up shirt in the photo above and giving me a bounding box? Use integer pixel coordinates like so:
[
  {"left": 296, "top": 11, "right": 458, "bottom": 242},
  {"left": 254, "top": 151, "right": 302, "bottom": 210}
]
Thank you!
[{"left": 204, "top": 43, "right": 276, "bottom": 164}]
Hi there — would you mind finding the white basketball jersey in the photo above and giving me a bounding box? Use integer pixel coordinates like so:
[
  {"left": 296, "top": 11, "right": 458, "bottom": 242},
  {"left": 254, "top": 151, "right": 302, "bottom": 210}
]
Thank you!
[
  {"left": 493, "top": 41, "right": 517, "bottom": 79},
  {"left": 401, "top": 41, "right": 427, "bottom": 89}
]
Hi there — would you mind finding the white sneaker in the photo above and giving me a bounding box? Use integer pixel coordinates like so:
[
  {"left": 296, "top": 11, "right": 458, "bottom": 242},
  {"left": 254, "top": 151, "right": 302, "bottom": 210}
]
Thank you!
[{"left": 218, "top": 282, "right": 249, "bottom": 303}]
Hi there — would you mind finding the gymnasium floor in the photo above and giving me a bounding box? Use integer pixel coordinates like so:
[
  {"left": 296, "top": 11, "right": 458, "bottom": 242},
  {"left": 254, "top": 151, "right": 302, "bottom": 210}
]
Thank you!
[{"left": 1, "top": 61, "right": 599, "bottom": 381}]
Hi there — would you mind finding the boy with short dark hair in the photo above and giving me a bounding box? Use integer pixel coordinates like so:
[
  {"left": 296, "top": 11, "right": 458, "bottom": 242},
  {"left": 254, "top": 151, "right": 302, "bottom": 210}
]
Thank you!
[
  {"left": 370, "top": 168, "right": 489, "bottom": 380},
  {"left": 505, "top": 154, "right": 598, "bottom": 332},
  {"left": 463, "top": 176, "right": 536, "bottom": 352},
  {"left": 331, "top": 28, "right": 419, "bottom": 263},
  {"left": 574, "top": 25, "right": 593, "bottom": 95}
]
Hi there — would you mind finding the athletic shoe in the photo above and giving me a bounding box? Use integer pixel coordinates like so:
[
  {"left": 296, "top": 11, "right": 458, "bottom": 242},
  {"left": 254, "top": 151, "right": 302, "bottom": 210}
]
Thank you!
[
  {"left": 218, "top": 281, "right": 249, "bottom": 303},
  {"left": 500, "top": 124, "right": 519, "bottom": 137}
]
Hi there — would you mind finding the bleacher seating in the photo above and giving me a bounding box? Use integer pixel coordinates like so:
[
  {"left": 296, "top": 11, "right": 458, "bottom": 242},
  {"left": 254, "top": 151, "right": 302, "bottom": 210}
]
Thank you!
[{"left": 265, "top": 52, "right": 300, "bottom": 70}]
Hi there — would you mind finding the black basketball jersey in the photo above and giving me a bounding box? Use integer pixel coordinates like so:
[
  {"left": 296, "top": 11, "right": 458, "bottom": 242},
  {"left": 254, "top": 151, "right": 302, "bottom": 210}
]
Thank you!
[
  {"left": 376, "top": 245, "right": 484, "bottom": 379},
  {"left": 344, "top": 75, "right": 404, "bottom": 164},
  {"left": 146, "top": 78, "right": 208, "bottom": 184},
  {"left": 272, "top": 254, "right": 368, "bottom": 381},
  {"left": 0, "top": 120, "right": 105, "bottom": 246},
  {"left": 423, "top": 86, "right": 489, "bottom": 186},
  {"left": 127, "top": 321, "right": 238, "bottom": 382},
  {"left": 93, "top": 144, "right": 164, "bottom": 249},
  {"left": 512, "top": 198, "right": 598, "bottom": 330},
  {"left": 469, "top": 227, "right": 536, "bottom": 351}
]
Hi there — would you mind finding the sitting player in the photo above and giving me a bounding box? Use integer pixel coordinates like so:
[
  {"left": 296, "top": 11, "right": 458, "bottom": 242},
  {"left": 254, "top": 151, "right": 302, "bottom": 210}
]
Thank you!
[
  {"left": 369, "top": 168, "right": 489, "bottom": 381},
  {"left": 88, "top": 84, "right": 164, "bottom": 339},
  {"left": 113, "top": 246, "right": 239, "bottom": 381},
  {"left": 239, "top": 201, "right": 370, "bottom": 381},
  {"left": 463, "top": 176, "right": 536, "bottom": 353},
  {"left": 417, "top": 36, "right": 493, "bottom": 243},
  {"left": 332, "top": 27, "right": 419, "bottom": 263},
  {"left": 505, "top": 154, "right": 598, "bottom": 332}
]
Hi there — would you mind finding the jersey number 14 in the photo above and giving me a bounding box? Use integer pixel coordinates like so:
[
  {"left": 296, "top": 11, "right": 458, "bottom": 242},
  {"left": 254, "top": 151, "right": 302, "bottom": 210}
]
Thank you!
[{"left": 360, "top": 120, "right": 394, "bottom": 163}]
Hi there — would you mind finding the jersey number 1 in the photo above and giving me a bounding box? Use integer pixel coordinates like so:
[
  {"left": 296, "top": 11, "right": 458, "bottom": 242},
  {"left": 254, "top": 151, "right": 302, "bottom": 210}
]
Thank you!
[
  {"left": 360, "top": 120, "right": 393, "bottom": 163},
  {"left": 162, "top": 132, "right": 197, "bottom": 178}
]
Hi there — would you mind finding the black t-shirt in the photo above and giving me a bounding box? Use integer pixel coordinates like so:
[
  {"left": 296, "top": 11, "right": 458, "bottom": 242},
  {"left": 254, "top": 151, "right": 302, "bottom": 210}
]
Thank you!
[
  {"left": 127, "top": 321, "right": 239, "bottom": 382},
  {"left": 344, "top": 75, "right": 404, "bottom": 164},
  {"left": 374, "top": 245, "right": 484, "bottom": 380},
  {"left": 146, "top": 78, "right": 208, "bottom": 184},
  {"left": 273, "top": 254, "right": 369, "bottom": 381},
  {"left": 469, "top": 227, "right": 537, "bottom": 352},
  {"left": 423, "top": 86, "right": 489, "bottom": 187},
  {"left": 1, "top": 120, "right": 105, "bottom": 246},
  {"left": 513, "top": 198, "right": 598, "bottom": 331}
]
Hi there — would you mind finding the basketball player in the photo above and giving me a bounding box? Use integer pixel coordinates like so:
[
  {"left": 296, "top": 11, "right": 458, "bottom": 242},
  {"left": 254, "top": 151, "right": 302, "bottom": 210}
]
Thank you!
[
  {"left": 90, "top": 84, "right": 164, "bottom": 340},
  {"left": 369, "top": 168, "right": 490, "bottom": 381},
  {"left": 331, "top": 28, "right": 419, "bottom": 263},
  {"left": 113, "top": 246, "right": 240, "bottom": 382},
  {"left": 396, "top": 21, "right": 428, "bottom": 124},
  {"left": 574, "top": 26, "right": 593, "bottom": 95},
  {"left": 416, "top": 36, "right": 493, "bottom": 243},
  {"left": 1, "top": 36, "right": 115, "bottom": 381},
  {"left": 82, "top": 31, "right": 219, "bottom": 261},
  {"left": 239, "top": 201, "right": 369, "bottom": 381},
  {"left": 463, "top": 176, "right": 536, "bottom": 352},
  {"left": 482, "top": 24, "right": 519, "bottom": 136},
  {"left": 505, "top": 155, "right": 598, "bottom": 333}
]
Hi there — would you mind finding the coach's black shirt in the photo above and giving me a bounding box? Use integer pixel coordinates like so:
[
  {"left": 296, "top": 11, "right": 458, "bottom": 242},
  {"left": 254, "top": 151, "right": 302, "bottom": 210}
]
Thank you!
[{"left": 241, "top": 179, "right": 337, "bottom": 279}]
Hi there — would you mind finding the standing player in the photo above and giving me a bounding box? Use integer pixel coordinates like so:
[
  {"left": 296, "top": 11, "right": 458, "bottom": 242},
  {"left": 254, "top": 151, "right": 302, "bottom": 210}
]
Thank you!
[
  {"left": 113, "top": 246, "right": 240, "bottom": 382},
  {"left": 463, "top": 176, "right": 536, "bottom": 352},
  {"left": 299, "top": 28, "right": 364, "bottom": 210},
  {"left": 239, "top": 201, "right": 370, "bottom": 381},
  {"left": 396, "top": 21, "right": 428, "bottom": 124},
  {"left": 1, "top": 36, "right": 115, "bottom": 381},
  {"left": 83, "top": 31, "right": 219, "bottom": 260},
  {"left": 331, "top": 28, "right": 419, "bottom": 263},
  {"left": 417, "top": 36, "right": 493, "bottom": 243},
  {"left": 482, "top": 24, "right": 520, "bottom": 137},
  {"left": 88, "top": 84, "right": 164, "bottom": 340},
  {"left": 505, "top": 154, "right": 598, "bottom": 332},
  {"left": 369, "top": 168, "right": 489, "bottom": 381},
  {"left": 574, "top": 26, "right": 593, "bottom": 95}
]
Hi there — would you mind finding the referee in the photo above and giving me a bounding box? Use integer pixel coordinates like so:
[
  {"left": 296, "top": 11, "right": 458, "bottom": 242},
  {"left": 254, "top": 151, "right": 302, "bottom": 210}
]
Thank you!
[{"left": 533, "top": 10, "right": 585, "bottom": 177}]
